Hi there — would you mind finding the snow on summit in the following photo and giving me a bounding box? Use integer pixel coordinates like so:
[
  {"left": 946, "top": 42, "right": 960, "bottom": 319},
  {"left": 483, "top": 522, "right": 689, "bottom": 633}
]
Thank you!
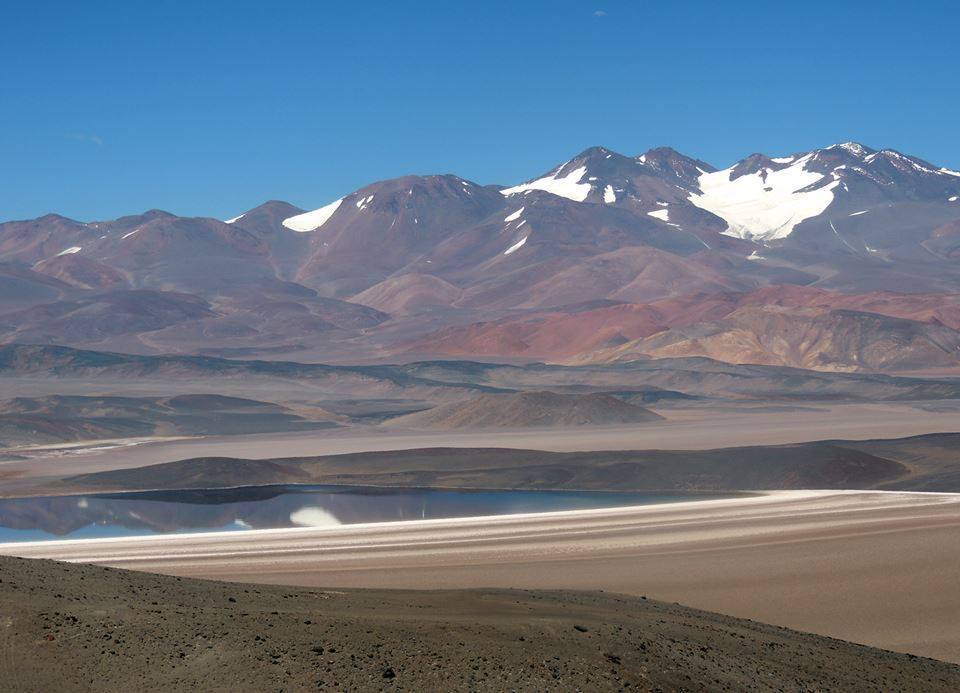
[
  {"left": 689, "top": 154, "right": 839, "bottom": 242},
  {"left": 828, "top": 142, "right": 870, "bottom": 157},
  {"left": 282, "top": 198, "right": 344, "bottom": 232},
  {"left": 500, "top": 165, "right": 592, "bottom": 202}
]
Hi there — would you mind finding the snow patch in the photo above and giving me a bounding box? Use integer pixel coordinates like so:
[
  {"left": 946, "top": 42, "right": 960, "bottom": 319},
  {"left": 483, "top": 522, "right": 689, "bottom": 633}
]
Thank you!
[
  {"left": 941, "top": 168, "right": 960, "bottom": 178},
  {"left": 504, "top": 236, "right": 528, "bottom": 255},
  {"left": 746, "top": 250, "right": 765, "bottom": 261},
  {"left": 603, "top": 185, "right": 616, "bottom": 204},
  {"left": 647, "top": 208, "right": 680, "bottom": 228},
  {"left": 224, "top": 213, "right": 245, "bottom": 224},
  {"left": 121, "top": 229, "right": 140, "bottom": 240},
  {"left": 282, "top": 198, "right": 344, "bottom": 232},
  {"left": 849, "top": 210, "right": 869, "bottom": 216},
  {"left": 950, "top": 196, "right": 959, "bottom": 202},
  {"left": 829, "top": 220, "right": 860, "bottom": 254},
  {"left": 500, "top": 165, "right": 592, "bottom": 202},
  {"left": 647, "top": 208, "right": 671, "bottom": 222},
  {"left": 355, "top": 194, "right": 374, "bottom": 210},
  {"left": 504, "top": 207, "right": 524, "bottom": 222},
  {"left": 56, "top": 246, "right": 81, "bottom": 256},
  {"left": 689, "top": 154, "right": 840, "bottom": 242}
]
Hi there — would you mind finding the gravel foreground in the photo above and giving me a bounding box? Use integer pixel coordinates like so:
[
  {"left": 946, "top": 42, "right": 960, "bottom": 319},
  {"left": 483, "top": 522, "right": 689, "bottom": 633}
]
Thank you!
[{"left": 1, "top": 556, "right": 958, "bottom": 691}]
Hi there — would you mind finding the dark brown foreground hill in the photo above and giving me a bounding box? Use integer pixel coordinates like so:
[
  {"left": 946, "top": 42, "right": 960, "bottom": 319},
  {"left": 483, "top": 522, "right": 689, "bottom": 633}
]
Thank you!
[{"left": 1, "top": 555, "right": 958, "bottom": 692}]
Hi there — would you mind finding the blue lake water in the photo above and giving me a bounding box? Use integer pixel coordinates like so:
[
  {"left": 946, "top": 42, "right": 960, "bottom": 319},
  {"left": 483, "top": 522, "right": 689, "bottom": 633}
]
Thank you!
[{"left": 0, "top": 485, "right": 720, "bottom": 542}]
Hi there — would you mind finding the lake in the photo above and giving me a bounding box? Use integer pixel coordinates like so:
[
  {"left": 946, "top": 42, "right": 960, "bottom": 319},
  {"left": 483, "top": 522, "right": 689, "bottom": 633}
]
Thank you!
[{"left": 0, "top": 485, "right": 721, "bottom": 542}]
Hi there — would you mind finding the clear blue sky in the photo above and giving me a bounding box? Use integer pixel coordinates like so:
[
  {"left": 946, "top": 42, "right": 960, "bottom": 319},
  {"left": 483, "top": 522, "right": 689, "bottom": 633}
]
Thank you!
[{"left": 2, "top": 0, "right": 958, "bottom": 221}]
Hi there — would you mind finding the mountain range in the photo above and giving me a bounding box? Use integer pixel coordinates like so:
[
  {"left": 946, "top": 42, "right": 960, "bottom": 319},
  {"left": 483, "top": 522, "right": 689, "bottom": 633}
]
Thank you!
[{"left": 2, "top": 142, "right": 959, "bottom": 372}]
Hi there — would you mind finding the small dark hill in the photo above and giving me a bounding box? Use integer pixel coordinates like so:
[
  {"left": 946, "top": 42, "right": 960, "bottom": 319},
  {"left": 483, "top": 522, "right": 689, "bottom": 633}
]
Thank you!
[
  {"left": 61, "top": 441, "right": 910, "bottom": 495},
  {"left": 385, "top": 391, "right": 664, "bottom": 430}
]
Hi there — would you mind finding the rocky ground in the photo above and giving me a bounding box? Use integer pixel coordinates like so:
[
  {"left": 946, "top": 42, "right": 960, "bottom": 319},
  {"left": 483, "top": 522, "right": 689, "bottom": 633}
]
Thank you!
[{"left": 1, "top": 555, "right": 958, "bottom": 691}]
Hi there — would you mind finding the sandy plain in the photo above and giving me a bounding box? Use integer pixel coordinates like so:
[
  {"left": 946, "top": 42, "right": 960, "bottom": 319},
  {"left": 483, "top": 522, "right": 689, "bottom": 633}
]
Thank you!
[
  {"left": 3, "top": 401, "right": 960, "bottom": 488},
  {"left": 5, "top": 489, "right": 960, "bottom": 664}
]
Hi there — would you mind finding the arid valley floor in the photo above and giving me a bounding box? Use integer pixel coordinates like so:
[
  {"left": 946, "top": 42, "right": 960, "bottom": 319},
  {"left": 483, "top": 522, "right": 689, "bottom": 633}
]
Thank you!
[
  {"left": 3, "top": 348, "right": 960, "bottom": 691},
  {"left": 5, "top": 133, "right": 960, "bottom": 689}
]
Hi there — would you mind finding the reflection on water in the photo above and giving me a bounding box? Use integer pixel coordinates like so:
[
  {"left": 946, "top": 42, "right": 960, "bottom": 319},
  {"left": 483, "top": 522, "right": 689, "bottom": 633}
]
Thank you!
[{"left": 0, "top": 485, "right": 716, "bottom": 542}]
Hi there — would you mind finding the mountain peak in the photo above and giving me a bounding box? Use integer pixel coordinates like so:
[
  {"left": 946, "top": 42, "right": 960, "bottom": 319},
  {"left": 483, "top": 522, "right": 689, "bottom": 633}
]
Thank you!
[
  {"left": 32, "top": 213, "right": 83, "bottom": 226},
  {"left": 224, "top": 200, "right": 306, "bottom": 230},
  {"left": 501, "top": 144, "right": 726, "bottom": 206},
  {"left": 639, "top": 147, "right": 717, "bottom": 180},
  {"left": 825, "top": 141, "right": 874, "bottom": 157},
  {"left": 571, "top": 145, "right": 625, "bottom": 160},
  {"left": 282, "top": 174, "right": 502, "bottom": 236},
  {"left": 553, "top": 146, "right": 636, "bottom": 175}
]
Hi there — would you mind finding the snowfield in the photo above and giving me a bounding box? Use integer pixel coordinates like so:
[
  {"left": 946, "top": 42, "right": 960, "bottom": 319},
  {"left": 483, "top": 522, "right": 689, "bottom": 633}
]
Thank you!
[
  {"left": 500, "top": 165, "right": 592, "bottom": 202},
  {"left": 689, "top": 154, "right": 839, "bottom": 242}
]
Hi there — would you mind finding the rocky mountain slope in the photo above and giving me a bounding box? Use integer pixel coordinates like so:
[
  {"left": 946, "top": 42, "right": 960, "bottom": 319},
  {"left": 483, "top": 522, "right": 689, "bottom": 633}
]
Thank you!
[
  {"left": 409, "top": 285, "right": 960, "bottom": 370},
  {"left": 2, "top": 142, "right": 958, "bottom": 371}
]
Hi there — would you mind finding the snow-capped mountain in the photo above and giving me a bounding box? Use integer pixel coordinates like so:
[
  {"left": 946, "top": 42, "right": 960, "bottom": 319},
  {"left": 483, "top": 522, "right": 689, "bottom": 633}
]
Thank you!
[
  {"left": 499, "top": 146, "right": 713, "bottom": 204},
  {"left": 1, "top": 141, "right": 959, "bottom": 368},
  {"left": 689, "top": 142, "right": 960, "bottom": 243}
]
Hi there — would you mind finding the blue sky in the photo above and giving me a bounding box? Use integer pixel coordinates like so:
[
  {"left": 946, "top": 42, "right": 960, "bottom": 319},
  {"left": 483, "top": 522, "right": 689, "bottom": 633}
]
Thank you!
[{"left": 2, "top": 0, "right": 958, "bottom": 221}]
